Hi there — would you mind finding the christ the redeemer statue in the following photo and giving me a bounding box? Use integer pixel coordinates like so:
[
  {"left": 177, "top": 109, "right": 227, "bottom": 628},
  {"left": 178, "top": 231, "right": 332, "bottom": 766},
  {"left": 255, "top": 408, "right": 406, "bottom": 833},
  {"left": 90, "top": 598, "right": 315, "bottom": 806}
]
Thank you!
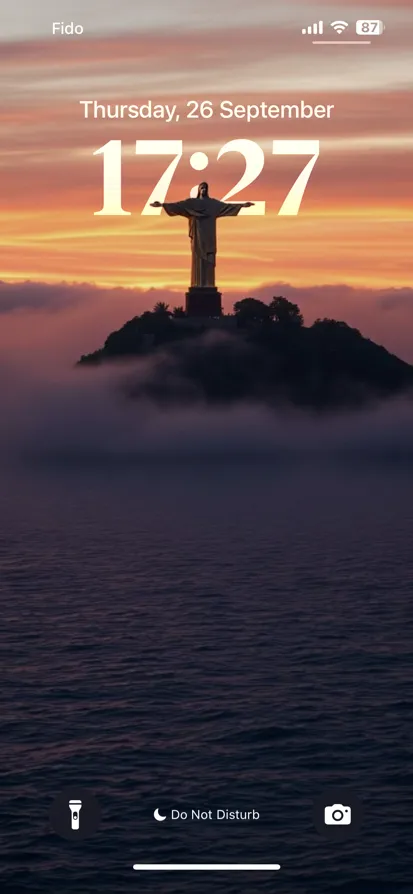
[{"left": 151, "top": 181, "right": 253, "bottom": 317}]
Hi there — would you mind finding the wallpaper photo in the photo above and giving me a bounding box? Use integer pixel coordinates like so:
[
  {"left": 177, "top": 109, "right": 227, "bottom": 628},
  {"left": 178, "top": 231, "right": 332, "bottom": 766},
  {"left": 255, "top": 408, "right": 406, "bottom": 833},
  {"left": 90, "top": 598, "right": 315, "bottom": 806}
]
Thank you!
[{"left": 1, "top": 1, "right": 412, "bottom": 892}]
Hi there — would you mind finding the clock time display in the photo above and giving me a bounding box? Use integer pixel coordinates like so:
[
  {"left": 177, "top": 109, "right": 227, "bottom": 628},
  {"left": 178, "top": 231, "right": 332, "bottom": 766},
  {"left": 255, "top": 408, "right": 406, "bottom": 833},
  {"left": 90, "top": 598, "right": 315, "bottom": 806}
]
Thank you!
[{"left": 93, "top": 139, "right": 320, "bottom": 217}]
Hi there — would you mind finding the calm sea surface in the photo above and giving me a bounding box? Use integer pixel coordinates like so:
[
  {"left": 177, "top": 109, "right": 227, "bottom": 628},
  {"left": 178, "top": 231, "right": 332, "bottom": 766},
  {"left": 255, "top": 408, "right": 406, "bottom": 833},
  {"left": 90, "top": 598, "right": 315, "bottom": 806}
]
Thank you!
[{"left": 1, "top": 458, "right": 412, "bottom": 894}]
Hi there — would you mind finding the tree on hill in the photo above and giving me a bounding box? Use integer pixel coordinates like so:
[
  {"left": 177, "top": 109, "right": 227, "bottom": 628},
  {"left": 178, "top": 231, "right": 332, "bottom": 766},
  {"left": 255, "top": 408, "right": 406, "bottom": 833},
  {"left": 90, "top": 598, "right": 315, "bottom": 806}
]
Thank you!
[
  {"left": 153, "top": 301, "right": 171, "bottom": 315},
  {"left": 269, "top": 296, "right": 303, "bottom": 327},
  {"left": 312, "top": 318, "right": 358, "bottom": 331},
  {"left": 172, "top": 306, "right": 186, "bottom": 318},
  {"left": 233, "top": 297, "right": 271, "bottom": 326}
]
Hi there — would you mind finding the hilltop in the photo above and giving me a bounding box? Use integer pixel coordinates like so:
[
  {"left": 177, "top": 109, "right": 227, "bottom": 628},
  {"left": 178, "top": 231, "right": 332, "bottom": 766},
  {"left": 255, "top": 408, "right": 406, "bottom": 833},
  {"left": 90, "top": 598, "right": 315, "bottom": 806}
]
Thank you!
[{"left": 77, "top": 296, "right": 413, "bottom": 410}]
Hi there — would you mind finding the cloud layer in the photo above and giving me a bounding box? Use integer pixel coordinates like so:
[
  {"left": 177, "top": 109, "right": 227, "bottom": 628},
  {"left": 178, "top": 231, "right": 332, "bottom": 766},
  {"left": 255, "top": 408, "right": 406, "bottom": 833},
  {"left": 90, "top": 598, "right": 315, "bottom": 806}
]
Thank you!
[
  {"left": 2, "top": 345, "right": 413, "bottom": 465},
  {"left": 0, "top": 275, "right": 412, "bottom": 465}
]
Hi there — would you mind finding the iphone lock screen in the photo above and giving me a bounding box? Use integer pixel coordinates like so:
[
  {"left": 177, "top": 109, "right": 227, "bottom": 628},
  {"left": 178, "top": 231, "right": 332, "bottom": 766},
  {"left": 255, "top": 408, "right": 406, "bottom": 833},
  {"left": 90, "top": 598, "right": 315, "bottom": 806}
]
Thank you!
[{"left": 1, "top": 1, "right": 412, "bottom": 892}]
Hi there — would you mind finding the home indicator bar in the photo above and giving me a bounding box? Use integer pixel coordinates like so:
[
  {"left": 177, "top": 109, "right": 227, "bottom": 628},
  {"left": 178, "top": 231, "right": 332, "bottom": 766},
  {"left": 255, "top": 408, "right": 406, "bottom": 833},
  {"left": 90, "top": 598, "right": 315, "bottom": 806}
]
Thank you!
[{"left": 133, "top": 863, "right": 281, "bottom": 871}]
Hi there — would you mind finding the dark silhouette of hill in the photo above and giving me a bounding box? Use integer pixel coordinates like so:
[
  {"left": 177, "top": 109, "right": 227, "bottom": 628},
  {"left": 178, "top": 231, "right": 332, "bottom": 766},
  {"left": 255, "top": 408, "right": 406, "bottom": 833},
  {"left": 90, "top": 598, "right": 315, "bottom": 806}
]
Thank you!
[{"left": 77, "top": 297, "right": 413, "bottom": 410}]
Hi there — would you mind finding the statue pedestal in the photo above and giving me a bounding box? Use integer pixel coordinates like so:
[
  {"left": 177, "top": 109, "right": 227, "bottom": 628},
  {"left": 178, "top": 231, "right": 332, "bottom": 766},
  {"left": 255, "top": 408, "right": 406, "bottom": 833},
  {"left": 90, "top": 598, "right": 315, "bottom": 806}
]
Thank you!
[{"left": 185, "top": 287, "right": 222, "bottom": 318}]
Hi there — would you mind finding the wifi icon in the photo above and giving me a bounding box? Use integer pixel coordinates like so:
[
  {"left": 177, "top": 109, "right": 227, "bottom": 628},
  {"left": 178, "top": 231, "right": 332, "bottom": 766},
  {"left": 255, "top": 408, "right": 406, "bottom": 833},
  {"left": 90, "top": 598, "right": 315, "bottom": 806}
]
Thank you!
[{"left": 330, "top": 20, "right": 349, "bottom": 33}]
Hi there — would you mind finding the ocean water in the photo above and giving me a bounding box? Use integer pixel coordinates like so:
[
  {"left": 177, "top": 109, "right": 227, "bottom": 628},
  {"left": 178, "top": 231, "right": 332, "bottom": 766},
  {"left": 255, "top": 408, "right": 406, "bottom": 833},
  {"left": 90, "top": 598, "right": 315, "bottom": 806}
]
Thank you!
[{"left": 1, "top": 458, "right": 413, "bottom": 894}]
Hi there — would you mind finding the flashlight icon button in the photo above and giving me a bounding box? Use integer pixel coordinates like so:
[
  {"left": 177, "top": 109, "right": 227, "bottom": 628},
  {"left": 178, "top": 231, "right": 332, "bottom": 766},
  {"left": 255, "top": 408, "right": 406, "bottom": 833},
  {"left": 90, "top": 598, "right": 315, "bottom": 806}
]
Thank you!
[
  {"left": 50, "top": 788, "right": 101, "bottom": 840},
  {"left": 69, "top": 799, "right": 82, "bottom": 830}
]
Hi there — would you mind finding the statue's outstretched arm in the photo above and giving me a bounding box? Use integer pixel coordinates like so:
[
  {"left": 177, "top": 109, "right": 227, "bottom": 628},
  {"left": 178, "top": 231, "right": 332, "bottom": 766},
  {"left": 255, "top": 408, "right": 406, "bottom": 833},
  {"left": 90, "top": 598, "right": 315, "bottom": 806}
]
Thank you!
[
  {"left": 150, "top": 200, "right": 193, "bottom": 218},
  {"left": 217, "top": 201, "right": 254, "bottom": 217}
]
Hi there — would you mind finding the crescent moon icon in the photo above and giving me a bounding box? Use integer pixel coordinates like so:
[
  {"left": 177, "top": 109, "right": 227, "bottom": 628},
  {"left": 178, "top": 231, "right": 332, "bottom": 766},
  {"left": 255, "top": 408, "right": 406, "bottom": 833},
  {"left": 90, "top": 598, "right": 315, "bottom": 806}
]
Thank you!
[{"left": 154, "top": 807, "right": 167, "bottom": 822}]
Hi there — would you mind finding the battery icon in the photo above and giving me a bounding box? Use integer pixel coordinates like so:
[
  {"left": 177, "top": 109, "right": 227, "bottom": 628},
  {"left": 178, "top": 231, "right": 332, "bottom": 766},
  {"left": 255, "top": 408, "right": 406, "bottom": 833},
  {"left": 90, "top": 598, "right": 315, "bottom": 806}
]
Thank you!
[{"left": 356, "top": 20, "right": 385, "bottom": 35}]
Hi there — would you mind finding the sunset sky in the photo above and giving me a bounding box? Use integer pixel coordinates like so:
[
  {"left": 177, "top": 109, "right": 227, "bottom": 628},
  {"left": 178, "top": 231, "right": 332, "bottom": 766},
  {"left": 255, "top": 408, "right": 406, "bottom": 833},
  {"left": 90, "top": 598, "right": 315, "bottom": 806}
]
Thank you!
[{"left": 1, "top": 0, "right": 412, "bottom": 360}]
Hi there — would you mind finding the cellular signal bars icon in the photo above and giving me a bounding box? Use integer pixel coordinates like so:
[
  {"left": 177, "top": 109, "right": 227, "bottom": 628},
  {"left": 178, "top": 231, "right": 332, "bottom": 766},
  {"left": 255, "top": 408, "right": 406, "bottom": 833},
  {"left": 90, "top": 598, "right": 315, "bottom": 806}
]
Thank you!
[{"left": 302, "top": 21, "right": 323, "bottom": 35}]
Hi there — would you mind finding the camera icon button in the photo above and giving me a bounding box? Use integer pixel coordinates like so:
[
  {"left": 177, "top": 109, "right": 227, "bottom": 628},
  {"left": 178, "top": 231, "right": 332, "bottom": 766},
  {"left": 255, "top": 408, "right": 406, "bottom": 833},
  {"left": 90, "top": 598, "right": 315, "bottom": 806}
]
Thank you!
[
  {"left": 324, "top": 803, "right": 351, "bottom": 825},
  {"left": 313, "top": 788, "right": 363, "bottom": 840}
]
